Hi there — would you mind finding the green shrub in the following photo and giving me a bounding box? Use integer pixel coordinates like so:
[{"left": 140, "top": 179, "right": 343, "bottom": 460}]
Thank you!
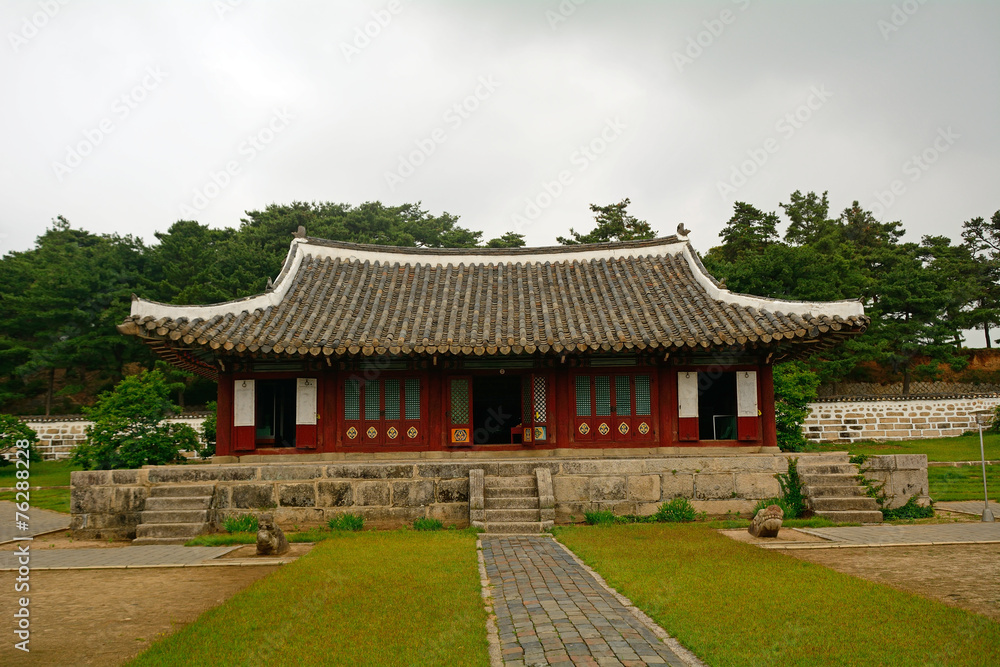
[
  {"left": 412, "top": 517, "right": 443, "bottom": 531},
  {"left": 328, "top": 513, "right": 365, "bottom": 531},
  {"left": 200, "top": 401, "right": 217, "bottom": 458},
  {"left": 654, "top": 497, "right": 697, "bottom": 523},
  {"left": 776, "top": 457, "right": 807, "bottom": 518},
  {"left": 0, "top": 415, "right": 42, "bottom": 466},
  {"left": 584, "top": 510, "right": 616, "bottom": 525},
  {"left": 223, "top": 513, "right": 258, "bottom": 533},
  {"left": 881, "top": 496, "right": 934, "bottom": 521},
  {"left": 751, "top": 496, "right": 794, "bottom": 518},
  {"left": 773, "top": 362, "right": 820, "bottom": 452},
  {"left": 849, "top": 453, "right": 869, "bottom": 465}
]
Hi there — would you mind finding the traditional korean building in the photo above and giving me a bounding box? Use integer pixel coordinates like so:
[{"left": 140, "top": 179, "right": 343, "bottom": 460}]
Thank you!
[{"left": 118, "top": 228, "right": 866, "bottom": 459}]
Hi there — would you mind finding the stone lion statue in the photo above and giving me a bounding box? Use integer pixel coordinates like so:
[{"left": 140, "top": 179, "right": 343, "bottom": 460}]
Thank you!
[
  {"left": 748, "top": 504, "right": 784, "bottom": 538},
  {"left": 256, "top": 513, "right": 289, "bottom": 556}
]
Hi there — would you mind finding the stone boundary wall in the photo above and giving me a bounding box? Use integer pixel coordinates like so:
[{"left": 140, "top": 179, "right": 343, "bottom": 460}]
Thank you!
[
  {"left": 802, "top": 396, "right": 1000, "bottom": 443},
  {"left": 15, "top": 414, "right": 209, "bottom": 461},
  {"left": 860, "top": 454, "right": 930, "bottom": 509},
  {"left": 71, "top": 453, "right": 869, "bottom": 539}
]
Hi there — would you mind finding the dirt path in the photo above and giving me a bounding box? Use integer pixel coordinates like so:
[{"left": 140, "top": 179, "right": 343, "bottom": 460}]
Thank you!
[
  {"left": 785, "top": 544, "right": 1000, "bottom": 621},
  {"left": 0, "top": 566, "right": 278, "bottom": 665}
]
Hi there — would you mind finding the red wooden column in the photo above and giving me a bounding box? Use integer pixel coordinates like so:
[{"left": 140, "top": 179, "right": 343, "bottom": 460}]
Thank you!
[
  {"left": 216, "top": 373, "right": 233, "bottom": 456},
  {"left": 657, "top": 366, "right": 675, "bottom": 447},
  {"left": 759, "top": 364, "right": 777, "bottom": 448}
]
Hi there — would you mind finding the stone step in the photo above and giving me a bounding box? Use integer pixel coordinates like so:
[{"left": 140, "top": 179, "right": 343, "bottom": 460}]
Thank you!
[
  {"left": 482, "top": 521, "right": 549, "bottom": 534},
  {"left": 144, "top": 496, "right": 212, "bottom": 511},
  {"left": 131, "top": 536, "right": 193, "bottom": 546},
  {"left": 797, "top": 464, "right": 858, "bottom": 475},
  {"left": 813, "top": 510, "right": 883, "bottom": 524},
  {"left": 484, "top": 476, "right": 536, "bottom": 489},
  {"left": 485, "top": 497, "right": 539, "bottom": 510},
  {"left": 149, "top": 484, "right": 216, "bottom": 498},
  {"left": 485, "top": 508, "right": 541, "bottom": 522},
  {"left": 140, "top": 509, "right": 209, "bottom": 524},
  {"left": 799, "top": 473, "right": 859, "bottom": 487},
  {"left": 804, "top": 485, "right": 867, "bottom": 498},
  {"left": 135, "top": 522, "right": 209, "bottom": 539},
  {"left": 809, "top": 496, "right": 880, "bottom": 512},
  {"left": 484, "top": 486, "right": 537, "bottom": 499}
]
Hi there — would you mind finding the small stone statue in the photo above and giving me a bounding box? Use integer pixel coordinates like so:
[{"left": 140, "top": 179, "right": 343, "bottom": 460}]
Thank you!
[
  {"left": 256, "top": 513, "right": 289, "bottom": 555},
  {"left": 748, "top": 504, "right": 784, "bottom": 538}
]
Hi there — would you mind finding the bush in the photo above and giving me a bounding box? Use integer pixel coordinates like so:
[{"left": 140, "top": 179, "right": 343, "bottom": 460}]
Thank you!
[
  {"left": 775, "top": 457, "right": 807, "bottom": 518},
  {"left": 328, "top": 513, "right": 365, "bottom": 531},
  {"left": 584, "top": 510, "right": 616, "bottom": 525},
  {"left": 0, "top": 414, "right": 42, "bottom": 466},
  {"left": 223, "top": 514, "right": 259, "bottom": 533},
  {"left": 412, "top": 517, "right": 443, "bottom": 531},
  {"left": 200, "top": 401, "right": 217, "bottom": 458},
  {"left": 654, "top": 497, "right": 697, "bottom": 523},
  {"left": 752, "top": 496, "right": 795, "bottom": 518},
  {"left": 773, "top": 362, "right": 820, "bottom": 452},
  {"left": 72, "top": 370, "right": 198, "bottom": 470},
  {"left": 881, "top": 496, "right": 934, "bottom": 521}
]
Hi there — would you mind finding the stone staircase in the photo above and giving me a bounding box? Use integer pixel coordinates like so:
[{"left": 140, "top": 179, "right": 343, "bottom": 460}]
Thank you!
[
  {"left": 799, "top": 457, "right": 883, "bottom": 523},
  {"left": 133, "top": 483, "right": 214, "bottom": 545},
  {"left": 471, "top": 468, "right": 554, "bottom": 534}
]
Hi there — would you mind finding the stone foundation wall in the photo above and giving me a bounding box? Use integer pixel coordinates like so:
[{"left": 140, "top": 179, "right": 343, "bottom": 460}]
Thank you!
[
  {"left": 16, "top": 414, "right": 208, "bottom": 461},
  {"left": 802, "top": 396, "right": 1000, "bottom": 443},
  {"left": 860, "top": 454, "right": 930, "bottom": 509}
]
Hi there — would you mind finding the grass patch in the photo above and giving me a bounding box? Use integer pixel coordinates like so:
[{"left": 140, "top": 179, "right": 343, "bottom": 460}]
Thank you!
[
  {"left": 132, "top": 531, "right": 489, "bottom": 666},
  {"left": 557, "top": 523, "right": 1000, "bottom": 666},
  {"left": 0, "top": 487, "right": 70, "bottom": 513},
  {"left": 222, "top": 513, "right": 258, "bottom": 533},
  {"left": 413, "top": 517, "right": 443, "bottom": 531},
  {"left": 811, "top": 433, "right": 1000, "bottom": 462},
  {"left": 328, "top": 512, "right": 364, "bottom": 531},
  {"left": 0, "top": 459, "right": 81, "bottom": 488},
  {"left": 929, "top": 464, "right": 999, "bottom": 501}
]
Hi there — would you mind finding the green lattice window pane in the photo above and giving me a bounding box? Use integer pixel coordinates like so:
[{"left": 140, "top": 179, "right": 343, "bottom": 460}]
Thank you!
[
  {"left": 384, "top": 378, "right": 400, "bottom": 420},
  {"left": 365, "top": 379, "right": 380, "bottom": 421},
  {"left": 615, "top": 376, "right": 631, "bottom": 416},
  {"left": 533, "top": 376, "right": 547, "bottom": 422},
  {"left": 635, "top": 375, "right": 651, "bottom": 416},
  {"left": 344, "top": 379, "right": 360, "bottom": 420},
  {"left": 595, "top": 376, "right": 611, "bottom": 416},
  {"left": 404, "top": 378, "right": 420, "bottom": 420},
  {"left": 575, "top": 376, "right": 591, "bottom": 417},
  {"left": 450, "top": 379, "right": 469, "bottom": 424}
]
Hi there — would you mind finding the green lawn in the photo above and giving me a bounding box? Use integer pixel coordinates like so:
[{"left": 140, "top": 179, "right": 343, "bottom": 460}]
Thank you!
[
  {"left": 556, "top": 524, "right": 1000, "bottom": 666},
  {"left": 0, "top": 459, "right": 81, "bottom": 488},
  {"left": 0, "top": 487, "right": 70, "bottom": 513},
  {"left": 929, "top": 464, "right": 999, "bottom": 502},
  {"left": 129, "top": 530, "right": 490, "bottom": 666},
  {"left": 811, "top": 432, "right": 1000, "bottom": 462}
]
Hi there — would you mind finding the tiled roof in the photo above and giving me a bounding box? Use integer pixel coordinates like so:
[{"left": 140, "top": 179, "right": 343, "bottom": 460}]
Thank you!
[{"left": 118, "top": 235, "right": 867, "bottom": 367}]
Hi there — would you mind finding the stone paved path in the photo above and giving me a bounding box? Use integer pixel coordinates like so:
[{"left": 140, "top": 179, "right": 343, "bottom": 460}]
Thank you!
[
  {"left": 0, "top": 544, "right": 240, "bottom": 569},
  {"left": 804, "top": 522, "right": 1000, "bottom": 545},
  {"left": 481, "top": 536, "right": 694, "bottom": 667},
  {"left": 936, "top": 500, "right": 1000, "bottom": 517},
  {"left": 0, "top": 500, "right": 69, "bottom": 543}
]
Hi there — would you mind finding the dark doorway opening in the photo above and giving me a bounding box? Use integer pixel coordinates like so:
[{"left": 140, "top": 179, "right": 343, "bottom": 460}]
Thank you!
[
  {"left": 472, "top": 375, "right": 522, "bottom": 444},
  {"left": 698, "top": 372, "right": 737, "bottom": 440},
  {"left": 256, "top": 379, "right": 296, "bottom": 447}
]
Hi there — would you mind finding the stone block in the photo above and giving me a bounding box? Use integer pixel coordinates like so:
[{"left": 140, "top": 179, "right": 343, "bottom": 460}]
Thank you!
[
  {"left": 690, "top": 499, "right": 754, "bottom": 516},
  {"left": 554, "top": 502, "right": 591, "bottom": 524},
  {"left": 888, "top": 470, "right": 928, "bottom": 499},
  {"left": 392, "top": 481, "right": 435, "bottom": 507},
  {"left": 661, "top": 472, "right": 694, "bottom": 499},
  {"left": 864, "top": 456, "right": 896, "bottom": 471},
  {"left": 317, "top": 481, "right": 353, "bottom": 507},
  {"left": 111, "top": 470, "right": 140, "bottom": 485},
  {"left": 415, "top": 462, "right": 478, "bottom": 479},
  {"left": 436, "top": 478, "right": 469, "bottom": 503},
  {"left": 695, "top": 473, "right": 735, "bottom": 500},
  {"left": 72, "top": 470, "right": 111, "bottom": 486},
  {"left": 355, "top": 481, "right": 390, "bottom": 506},
  {"left": 231, "top": 484, "right": 277, "bottom": 509},
  {"left": 627, "top": 475, "right": 660, "bottom": 502},
  {"left": 261, "top": 465, "right": 324, "bottom": 481},
  {"left": 893, "top": 454, "right": 927, "bottom": 470},
  {"left": 327, "top": 464, "right": 414, "bottom": 479},
  {"left": 148, "top": 466, "right": 257, "bottom": 483},
  {"left": 113, "top": 486, "right": 148, "bottom": 512},
  {"left": 71, "top": 485, "right": 112, "bottom": 514},
  {"left": 354, "top": 506, "right": 426, "bottom": 527},
  {"left": 589, "top": 476, "right": 626, "bottom": 501},
  {"left": 553, "top": 476, "right": 588, "bottom": 502},
  {"left": 496, "top": 461, "right": 560, "bottom": 477},
  {"left": 561, "top": 460, "right": 645, "bottom": 475},
  {"left": 734, "top": 473, "right": 780, "bottom": 500},
  {"left": 427, "top": 503, "right": 469, "bottom": 526},
  {"left": 273, "top": 507, "right": 324, "bottom": 527},
  {"left": 279, "top": 483, "right": 316, "bottom": 507},
  {"left": 468, "top": 469, "right": 484, "bottom": 510},
  {"left": 212, "top": 486, "right": 231, "bottom": 510}
]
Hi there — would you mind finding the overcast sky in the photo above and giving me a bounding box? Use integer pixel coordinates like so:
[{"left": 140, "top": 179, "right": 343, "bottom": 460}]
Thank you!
[{"left": 1, "top": 0, "right": 997, "bottom": 260}]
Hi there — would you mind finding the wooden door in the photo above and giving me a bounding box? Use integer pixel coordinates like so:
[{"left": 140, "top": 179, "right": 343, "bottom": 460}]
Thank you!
[
  {"left": 233, "top": 379, "right": 255, "bottom": 451},
  {"left": 677, "top": 371, "right": 699, "bottom": 441},
  {"left": 448, "top": 376, "right": 473, "bottom": 445},
  {"left": 295, "top": 377, "right": 318, "bottom": 449},
  {"left": 736, "top": 370, "right": 760, "bottom": 441}
]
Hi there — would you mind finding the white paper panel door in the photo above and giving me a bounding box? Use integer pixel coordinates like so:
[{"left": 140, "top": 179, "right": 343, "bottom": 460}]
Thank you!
[
  {"left": 234, "top": 379, "right": 255, "bottom": 427},
  {"left": 737, "top": 371, "right": 758, "bottom": 417},
  {"left": 296, "top": 378, "right": 317, "bottom": 425},
  {"left": 677, "top": 372, "right": 699, "bottom": 418}
]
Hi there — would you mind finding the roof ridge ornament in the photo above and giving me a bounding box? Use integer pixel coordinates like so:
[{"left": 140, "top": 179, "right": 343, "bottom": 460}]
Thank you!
[
  {"left": 293, "top": 225, "right": 306, "bottom": 238},
  {"left": 677, "top": 223, "right": 691, "bottom": 239}
]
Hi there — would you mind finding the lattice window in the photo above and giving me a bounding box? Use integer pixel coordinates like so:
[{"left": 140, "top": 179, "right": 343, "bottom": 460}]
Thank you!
[
  {"left": 404, "top": 378, "right": 420, "bottom": 420},
  {"left": 450, "top": 379, "right": 469, "bottom": 424},
  {"left": 595, "top": 376, "right": 611, "bottom": 416},
  {"left": 615, "top": 375, "right": 631, "bottom": 416},
  {"left": 364, "top": 379, "right": 380, "bottom": 421},
  {"left": 635, "top": 375, "right": 651, "bottom": 416},
  {"left": 575, "top": 376, "right": 591, "bottom": 416},
  {"left": 344, "top": 379, "right": 360, "bottom": 420},
  {"left": 522, "top": 377, "right": 532, "bottom": 423},
  {"left": 533, "top": 376, "right": 547, "bottom": 422},
  {"left": 384, "top": 378, "right": 400, "bottom": 420}
]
